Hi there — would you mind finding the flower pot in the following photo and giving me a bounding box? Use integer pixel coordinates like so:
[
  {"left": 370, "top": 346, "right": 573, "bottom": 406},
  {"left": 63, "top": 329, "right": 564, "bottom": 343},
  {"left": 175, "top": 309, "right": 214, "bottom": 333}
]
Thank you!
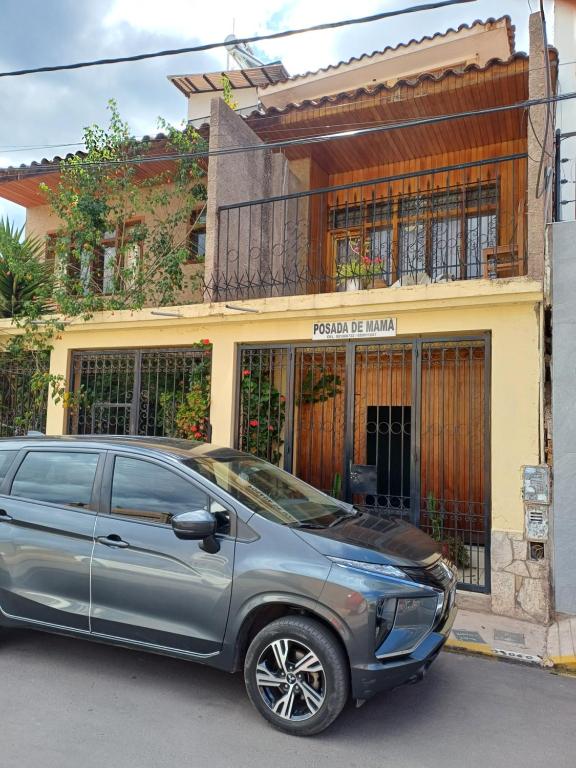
[{"left": 344, "top": 277, "right": 362, "bottom": 292}]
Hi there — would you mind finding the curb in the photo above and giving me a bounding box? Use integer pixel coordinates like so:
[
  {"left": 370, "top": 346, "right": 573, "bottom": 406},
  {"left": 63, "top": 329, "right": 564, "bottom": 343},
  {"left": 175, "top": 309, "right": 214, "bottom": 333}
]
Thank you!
[
  {"left": 444, "top": 638, "right": 548, "bottom": 666},
  {"left": 549, "top": 656, "right": 576, "bottom": 675}
]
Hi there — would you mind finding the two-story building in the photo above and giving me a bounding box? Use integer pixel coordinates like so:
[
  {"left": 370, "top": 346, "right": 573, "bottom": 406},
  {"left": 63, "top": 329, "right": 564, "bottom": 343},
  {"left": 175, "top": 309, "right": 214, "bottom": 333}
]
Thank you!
[{"left": 0, "top": 14, "right": 557, "bottom": 622}]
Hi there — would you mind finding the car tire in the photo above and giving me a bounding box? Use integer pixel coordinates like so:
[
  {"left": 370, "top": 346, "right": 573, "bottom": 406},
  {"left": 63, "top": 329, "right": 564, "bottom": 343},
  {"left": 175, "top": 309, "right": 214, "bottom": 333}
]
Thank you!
[{"left": 244, "top": 615, "right": 349, "bottom": 736}]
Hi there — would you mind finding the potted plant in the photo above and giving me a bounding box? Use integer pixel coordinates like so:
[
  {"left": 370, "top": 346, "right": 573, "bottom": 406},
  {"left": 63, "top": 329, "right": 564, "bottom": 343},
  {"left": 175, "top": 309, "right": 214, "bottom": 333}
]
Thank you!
[{"left": 336, "top": 254, "right": 384, "bottom": 291}]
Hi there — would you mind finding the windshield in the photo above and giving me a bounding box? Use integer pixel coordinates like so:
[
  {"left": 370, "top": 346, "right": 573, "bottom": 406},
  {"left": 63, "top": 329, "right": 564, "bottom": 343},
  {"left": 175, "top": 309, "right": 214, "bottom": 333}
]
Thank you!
[{"left": 183, "top": 453, "right": 354, "bottom": 528}]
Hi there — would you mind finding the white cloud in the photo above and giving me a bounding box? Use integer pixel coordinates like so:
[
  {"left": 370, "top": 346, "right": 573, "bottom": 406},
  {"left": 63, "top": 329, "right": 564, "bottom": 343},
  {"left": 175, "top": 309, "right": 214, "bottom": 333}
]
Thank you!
[
  {"left": 104, "top": 0, "right": 388, "bottom": 74},
  {"left": 0, "top": 199, "right": 26, "bottom": 229}
]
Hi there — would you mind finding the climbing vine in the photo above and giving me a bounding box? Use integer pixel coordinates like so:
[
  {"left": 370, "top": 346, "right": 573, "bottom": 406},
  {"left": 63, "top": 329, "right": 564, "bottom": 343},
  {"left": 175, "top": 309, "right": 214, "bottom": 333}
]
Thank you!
[
  {"left": 239, "top": 362, "right": 286, "bottom": 465},
  {"left": 1, "top": 100, "right": 208, "bottom": 419}
]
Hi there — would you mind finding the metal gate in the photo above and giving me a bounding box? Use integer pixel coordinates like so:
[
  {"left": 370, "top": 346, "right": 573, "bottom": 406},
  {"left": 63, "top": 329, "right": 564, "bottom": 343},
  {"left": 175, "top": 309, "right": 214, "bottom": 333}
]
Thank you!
[
  {"left": 236, "top": 336, "right": 490, "bottom": 592},
  {"left": 0, "top": 353, "right": 49, "bottom": 436},
  {"left": 68, "top": 347, "right": 212, "bottom": 437}
]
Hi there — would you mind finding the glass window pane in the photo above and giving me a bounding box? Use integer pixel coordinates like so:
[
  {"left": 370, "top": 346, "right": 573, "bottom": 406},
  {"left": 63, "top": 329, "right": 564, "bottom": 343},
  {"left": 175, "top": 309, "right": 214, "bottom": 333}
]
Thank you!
[
  {"left": 369, "top": 227, "right": 392, "bottom": 283},
  {"left": 467, "top": 214, "right": 496, "bottom": 278},
  {"left": 399, "top": 223, "right": 426, "bottom": 278},
  {"left": 431, "top": 218, "right": 461, "bottom": 280},
  {"left": 111, "top": 456, "right": 208, "bottom": 524},
  {"left": 0, "top": 451, "right": 17, "bottom": 483},
  {"left": 11, "top": 452, "right": 99, "bottom": 508}
]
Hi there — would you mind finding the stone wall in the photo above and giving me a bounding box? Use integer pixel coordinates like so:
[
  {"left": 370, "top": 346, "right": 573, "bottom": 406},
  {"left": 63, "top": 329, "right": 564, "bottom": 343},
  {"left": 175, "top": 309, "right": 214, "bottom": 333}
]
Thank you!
[{"left": 492, "top": 531, "right": 551, "bottom": 623}]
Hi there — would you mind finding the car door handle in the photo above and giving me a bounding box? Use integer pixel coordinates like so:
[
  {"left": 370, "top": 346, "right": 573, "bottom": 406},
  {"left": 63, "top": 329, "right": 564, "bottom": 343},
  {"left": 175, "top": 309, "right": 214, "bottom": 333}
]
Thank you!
[
  {"left": 97, "top": 535, "right": 129, "bottom": 549},
  {"left": 0, "top": 509, "right": 13, "bottom": 522}
]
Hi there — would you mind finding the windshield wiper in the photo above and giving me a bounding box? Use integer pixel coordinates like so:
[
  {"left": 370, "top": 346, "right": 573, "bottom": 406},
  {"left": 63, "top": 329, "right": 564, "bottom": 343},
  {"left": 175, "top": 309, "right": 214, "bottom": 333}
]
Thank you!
[
  {"left": 288, "top": 521, "right": 328, "bottom": 530},
  {"left": 328, "top": 510, "right": 365, "bottom": 527}
]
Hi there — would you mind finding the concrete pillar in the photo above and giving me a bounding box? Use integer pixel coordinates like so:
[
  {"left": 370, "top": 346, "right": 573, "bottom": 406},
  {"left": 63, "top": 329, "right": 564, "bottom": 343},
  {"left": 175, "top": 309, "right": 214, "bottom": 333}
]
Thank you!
[
  {"left": 204, "top": 98, "right": 303, "bottom": 301},
  {"left": 45, "top": 341, "right": 68, "bottom": 435},
  {"left": 527, "top": 11, "right": 555, "bottom": 282},
  {"left": 208, "top": 334, "right": 236, "bottom": 446}
]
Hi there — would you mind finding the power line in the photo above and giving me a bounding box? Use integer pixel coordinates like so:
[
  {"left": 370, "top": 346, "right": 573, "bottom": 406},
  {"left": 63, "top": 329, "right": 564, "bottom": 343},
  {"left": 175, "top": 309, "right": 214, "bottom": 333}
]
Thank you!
[
  {"left": 4, "top": 59, "right": 576, "bottom": 155},
  {"left": 0, "top": 0, "right": 476, "bottom": 78},
  {"left": 3, "top": 90, "right": 576, "bottom": 178}
]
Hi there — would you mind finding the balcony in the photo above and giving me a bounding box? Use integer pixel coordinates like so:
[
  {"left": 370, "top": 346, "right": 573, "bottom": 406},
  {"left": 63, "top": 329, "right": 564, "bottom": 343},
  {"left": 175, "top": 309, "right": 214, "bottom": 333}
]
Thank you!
[{"left": 208, "top": 154, "right": 527, "bottom": 301}]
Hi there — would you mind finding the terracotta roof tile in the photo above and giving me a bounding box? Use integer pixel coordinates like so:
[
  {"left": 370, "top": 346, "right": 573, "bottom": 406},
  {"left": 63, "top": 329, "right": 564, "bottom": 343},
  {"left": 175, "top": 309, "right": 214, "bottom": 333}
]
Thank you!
[
  {"left": 245, "top": 53, "right": 534, "bottom": 120},
  {"left": 258, "top": 16, "right": 517, "bottom": 91}
]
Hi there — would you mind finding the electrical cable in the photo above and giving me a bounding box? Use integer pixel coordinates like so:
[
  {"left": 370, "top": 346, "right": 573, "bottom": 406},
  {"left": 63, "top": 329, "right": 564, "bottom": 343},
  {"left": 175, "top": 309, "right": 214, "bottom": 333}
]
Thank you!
[
  {"left": 3, "top": 90, "right": 576, "bottom": 178},
  {"left": 0, "top": 0, "right": 476, "bottom": 78}
]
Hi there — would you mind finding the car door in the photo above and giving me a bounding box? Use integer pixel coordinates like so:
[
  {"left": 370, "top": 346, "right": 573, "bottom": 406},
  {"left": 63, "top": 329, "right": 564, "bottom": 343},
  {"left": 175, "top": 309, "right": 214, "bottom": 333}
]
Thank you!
[
  {"left": 0, "top": 447, "right": 103, "bottom": 632},
  {"left": 90, "top": 452, "right": 235, "bottom": 655}
]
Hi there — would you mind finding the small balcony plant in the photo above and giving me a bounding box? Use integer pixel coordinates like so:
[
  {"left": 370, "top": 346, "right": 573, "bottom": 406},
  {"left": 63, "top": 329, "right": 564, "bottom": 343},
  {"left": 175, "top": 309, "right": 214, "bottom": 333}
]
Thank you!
[{"left": 336, "top": 250, "right": 384, "bottom": 291}]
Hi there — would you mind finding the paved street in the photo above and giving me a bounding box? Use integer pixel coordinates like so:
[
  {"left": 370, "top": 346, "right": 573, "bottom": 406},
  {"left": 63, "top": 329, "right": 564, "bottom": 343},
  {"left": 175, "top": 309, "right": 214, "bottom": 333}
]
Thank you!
[{"left": 1, "top": 628, "right": 575, "bottom": 768}]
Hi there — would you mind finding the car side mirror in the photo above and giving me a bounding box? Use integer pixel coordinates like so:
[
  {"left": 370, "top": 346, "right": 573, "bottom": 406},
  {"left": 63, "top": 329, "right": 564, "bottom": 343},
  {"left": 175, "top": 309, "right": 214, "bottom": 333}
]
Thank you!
[{"left": 171, "top": 509, "right": 216, "bottom": 540}]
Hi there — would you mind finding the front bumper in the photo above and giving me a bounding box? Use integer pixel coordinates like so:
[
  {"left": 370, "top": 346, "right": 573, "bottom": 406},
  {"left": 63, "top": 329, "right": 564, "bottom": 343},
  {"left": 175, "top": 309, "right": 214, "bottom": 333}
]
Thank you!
[{"left": 350, "top": 603, "right": 457, "bottom": 701}]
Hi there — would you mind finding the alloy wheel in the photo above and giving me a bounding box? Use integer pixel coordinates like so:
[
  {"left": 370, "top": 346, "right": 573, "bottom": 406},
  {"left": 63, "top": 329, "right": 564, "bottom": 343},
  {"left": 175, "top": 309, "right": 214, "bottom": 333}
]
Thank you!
[{"left": 255, "top": 638, "right": 326, "bottom": 721}]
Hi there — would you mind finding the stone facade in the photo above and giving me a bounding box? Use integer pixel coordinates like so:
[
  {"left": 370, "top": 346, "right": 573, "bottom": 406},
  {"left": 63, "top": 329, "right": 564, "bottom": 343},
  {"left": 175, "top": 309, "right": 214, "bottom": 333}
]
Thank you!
[{"left": 491, "top": 531, "right": 551, "bottom": 624}]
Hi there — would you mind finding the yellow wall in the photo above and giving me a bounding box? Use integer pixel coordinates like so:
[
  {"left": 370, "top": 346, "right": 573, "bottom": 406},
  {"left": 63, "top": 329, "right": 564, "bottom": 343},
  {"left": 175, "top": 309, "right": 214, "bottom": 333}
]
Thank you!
[{"left": 20, "top": 278, "right": 543, "bottom": 536}]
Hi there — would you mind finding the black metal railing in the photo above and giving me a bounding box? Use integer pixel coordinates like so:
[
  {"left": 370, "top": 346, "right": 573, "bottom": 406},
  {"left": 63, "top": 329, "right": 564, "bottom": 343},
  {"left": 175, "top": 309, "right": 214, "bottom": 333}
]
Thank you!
[
  {"left": 210, "top": 154, "right": 527, "bottom": 301},
  {"left": 0, "top": 353, "right": 49, "bottom": 436},
  {"left": 67, "top": 347, "right": 212, "bottom": 438}
]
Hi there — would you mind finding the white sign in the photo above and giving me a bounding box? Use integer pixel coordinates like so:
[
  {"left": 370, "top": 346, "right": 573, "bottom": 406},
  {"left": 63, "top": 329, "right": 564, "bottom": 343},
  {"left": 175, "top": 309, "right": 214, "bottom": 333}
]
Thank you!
[{"left": 312, "top": 317, "right": 397, "bottom": 341}]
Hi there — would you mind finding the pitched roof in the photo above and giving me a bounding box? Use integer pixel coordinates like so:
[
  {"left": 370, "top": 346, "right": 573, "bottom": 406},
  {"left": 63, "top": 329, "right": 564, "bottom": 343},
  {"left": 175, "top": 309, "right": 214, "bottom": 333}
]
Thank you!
[
  {"left": 258, "top": 16, "right": 516, "bottom": 91},
  {"left": 245, "top": 53, "right": 533, "bottom": 121}
]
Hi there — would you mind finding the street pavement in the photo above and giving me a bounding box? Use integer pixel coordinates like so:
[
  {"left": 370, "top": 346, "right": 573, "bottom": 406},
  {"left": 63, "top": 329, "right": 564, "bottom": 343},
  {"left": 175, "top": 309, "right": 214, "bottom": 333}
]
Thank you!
[{"left": 1, "top": 628, "right": 575, "bottom": 768}]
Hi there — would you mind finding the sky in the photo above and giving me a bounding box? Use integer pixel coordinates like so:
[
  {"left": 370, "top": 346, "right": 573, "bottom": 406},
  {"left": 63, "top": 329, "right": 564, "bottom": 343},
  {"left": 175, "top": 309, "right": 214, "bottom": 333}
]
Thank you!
[{"left": 0, "top": 0, "right": 547, "bottom": 228}]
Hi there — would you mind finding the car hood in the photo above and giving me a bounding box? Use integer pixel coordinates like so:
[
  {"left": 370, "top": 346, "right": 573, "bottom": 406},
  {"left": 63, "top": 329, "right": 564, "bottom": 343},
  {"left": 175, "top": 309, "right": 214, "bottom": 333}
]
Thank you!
[{"left": 293, "top": 511, "right": 441, "bottom": 568}]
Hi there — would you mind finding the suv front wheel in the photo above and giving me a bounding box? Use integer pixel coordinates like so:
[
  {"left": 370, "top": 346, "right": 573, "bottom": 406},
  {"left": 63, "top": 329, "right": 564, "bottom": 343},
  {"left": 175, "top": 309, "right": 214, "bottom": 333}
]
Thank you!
[{"left": 244, "top": 615, "right": 349, "bottom": 736}]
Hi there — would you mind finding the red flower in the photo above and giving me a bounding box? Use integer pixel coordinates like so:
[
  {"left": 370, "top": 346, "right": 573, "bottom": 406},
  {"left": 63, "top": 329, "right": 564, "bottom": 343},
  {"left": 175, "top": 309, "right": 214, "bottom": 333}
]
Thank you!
[
  {"left": 280, "top": 395, "right": 286, "bottom": 402},
  {"left": 242, "top": 369, "right": 251, "bottom": 377},
  {"left": 201, "top": 338, "right": 211, "bottom": 345},
  {"left": 249, "top": 419, "right": 259, "bottom": 427}
]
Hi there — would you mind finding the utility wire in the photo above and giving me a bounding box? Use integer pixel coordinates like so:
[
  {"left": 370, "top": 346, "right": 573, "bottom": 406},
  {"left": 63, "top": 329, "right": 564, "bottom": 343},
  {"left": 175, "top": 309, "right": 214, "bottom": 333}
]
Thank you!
[
  {"left": 0, "top": 0, "right": 476, "bottom": 78},
  {"left": 5, "top": 58, "right": 576, "bottom": 154},
  {"left": 3, "top": 90, "right": 576, "bottom": 178}
]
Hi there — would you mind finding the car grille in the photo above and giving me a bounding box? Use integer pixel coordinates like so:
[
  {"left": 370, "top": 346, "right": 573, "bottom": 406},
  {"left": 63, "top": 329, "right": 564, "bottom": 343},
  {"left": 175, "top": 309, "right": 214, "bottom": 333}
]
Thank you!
[{"left": 403, "top": 557, "right": 456, "bottom": 591}]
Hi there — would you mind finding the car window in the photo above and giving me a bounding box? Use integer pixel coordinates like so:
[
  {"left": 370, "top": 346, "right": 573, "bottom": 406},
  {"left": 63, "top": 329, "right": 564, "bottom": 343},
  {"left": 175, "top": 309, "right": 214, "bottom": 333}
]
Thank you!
[
  {"left": 110, "top": 456, "right": 209, "bottom": 525},
  {"left": 11, "top": 451, "right": 99, "bottom": 508},
  {"left": 0, "top": 451, "right": 17, "bottom": 484}
]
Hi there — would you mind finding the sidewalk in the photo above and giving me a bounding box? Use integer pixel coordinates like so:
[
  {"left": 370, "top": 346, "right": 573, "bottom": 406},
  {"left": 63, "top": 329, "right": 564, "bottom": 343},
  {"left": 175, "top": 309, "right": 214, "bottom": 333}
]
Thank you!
[{"left": 445, "top": 599, "right": 576, "bottom": 673}]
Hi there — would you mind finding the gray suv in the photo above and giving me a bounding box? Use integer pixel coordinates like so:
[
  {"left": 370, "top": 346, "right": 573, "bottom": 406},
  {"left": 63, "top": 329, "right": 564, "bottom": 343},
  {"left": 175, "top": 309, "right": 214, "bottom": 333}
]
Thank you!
[{"left": 0, "top": 436, "right": 456, "bottom": 736}]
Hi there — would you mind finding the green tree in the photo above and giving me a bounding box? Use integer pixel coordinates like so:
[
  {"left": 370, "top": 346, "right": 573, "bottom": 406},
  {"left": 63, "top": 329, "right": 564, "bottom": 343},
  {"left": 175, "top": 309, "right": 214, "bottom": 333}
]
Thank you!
[
  {"left": 1, "top": 101, "right": 208, "bottom": 412},
  {"left": 41, "top": 99, "right": 207, "bottom": 315},
  {"left": 0, "top": 219, "right": 53, "bottom": 319}
]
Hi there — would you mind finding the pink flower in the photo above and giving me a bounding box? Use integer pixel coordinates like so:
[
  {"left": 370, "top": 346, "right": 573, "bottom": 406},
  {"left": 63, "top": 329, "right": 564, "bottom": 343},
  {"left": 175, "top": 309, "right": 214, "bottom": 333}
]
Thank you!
[
  {"left": 242, "top": 369, "right": 251, "bottom": 377},
  {"left": 249, "top": 419, "right": 259, "bottom": 427},
  {"left": 268, "top": 425, "right": 274, "bottom": 431}
]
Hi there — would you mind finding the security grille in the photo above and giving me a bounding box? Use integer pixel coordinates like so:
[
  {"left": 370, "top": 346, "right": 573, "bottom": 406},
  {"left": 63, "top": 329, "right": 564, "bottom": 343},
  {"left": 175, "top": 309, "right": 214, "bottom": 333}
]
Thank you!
[
  {"left": 68, "top": 347, "right": 212, "bottom": 437},
  {"left": 0, "top": 353, "right": 49, "bottom": 437},
  {"left": 237, "top": 336, "right": 490, "bottom": 592}
]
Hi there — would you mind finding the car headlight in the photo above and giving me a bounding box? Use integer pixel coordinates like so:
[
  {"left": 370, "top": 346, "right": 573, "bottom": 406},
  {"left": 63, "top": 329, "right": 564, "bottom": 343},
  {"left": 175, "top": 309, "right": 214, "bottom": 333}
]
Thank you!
[
  {"left": 376, "top": 595, "right": 439, "bottom": 655},
  {"left": 327, "top": 557, "right": 410, "bottom": 580}
]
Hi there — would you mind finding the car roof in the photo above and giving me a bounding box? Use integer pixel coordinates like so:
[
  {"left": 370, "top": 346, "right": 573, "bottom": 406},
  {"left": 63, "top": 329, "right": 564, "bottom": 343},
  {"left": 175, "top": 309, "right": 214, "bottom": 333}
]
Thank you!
[{"left": 0, "top": 435, "right": 247, "bottom": 462}]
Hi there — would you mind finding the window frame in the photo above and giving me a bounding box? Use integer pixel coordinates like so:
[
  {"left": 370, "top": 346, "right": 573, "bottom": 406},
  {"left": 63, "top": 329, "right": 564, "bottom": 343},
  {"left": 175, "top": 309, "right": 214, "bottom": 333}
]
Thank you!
[
  {"left": 45, "top": 220, "right": 143, "bottom": 296},
  {"left": 100, "top": 451, "right": 236, "bottom": 536},
  {"left": 328, "top": 181, "right": 499, "bottom": 284},
  {"left": 187, "top": 208, "right": 207, "bottom": 264},
  {"left": 3, "top": 447, "right": 105, "bottom": 514}
]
